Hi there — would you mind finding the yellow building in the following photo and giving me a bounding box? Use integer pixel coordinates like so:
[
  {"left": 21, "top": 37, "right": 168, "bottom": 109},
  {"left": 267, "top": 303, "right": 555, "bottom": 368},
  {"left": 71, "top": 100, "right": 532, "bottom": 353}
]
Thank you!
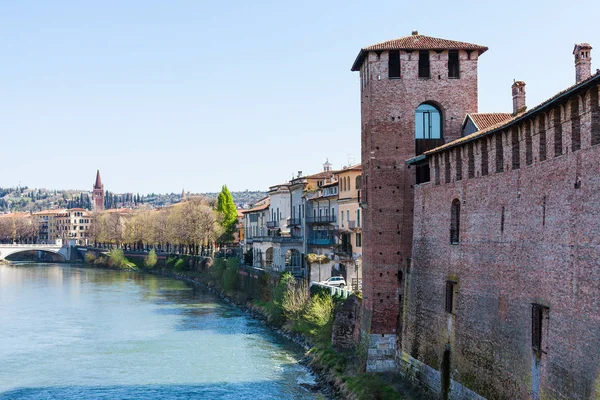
[{"left": 335, "top": 164, "right": 362, "bottom": 290}]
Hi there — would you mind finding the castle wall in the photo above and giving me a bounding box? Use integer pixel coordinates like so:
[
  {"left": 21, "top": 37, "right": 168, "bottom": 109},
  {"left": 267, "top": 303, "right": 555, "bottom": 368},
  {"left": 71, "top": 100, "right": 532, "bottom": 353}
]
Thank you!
[{"left": 406, "top": 82, "right": 600, "bottom": 399}]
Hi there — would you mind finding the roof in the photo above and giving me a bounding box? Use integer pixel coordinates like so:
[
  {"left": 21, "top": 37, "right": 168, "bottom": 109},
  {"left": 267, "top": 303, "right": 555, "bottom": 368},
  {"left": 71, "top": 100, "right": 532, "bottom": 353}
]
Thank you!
[
  {"left": 352, "top": 33, "right": 488, "bottom": 71},
  {"left": 464, "top": 113, "right": 513, "bottom": 131},
  {"left": 425, "top": 70, "right": 600, "bottom": 156},
  {"left": 241, "top": 198, "right": 270, "bottom": 214},
  {"left": 333, "top": 163, "right": 362, "bottom": 174},
  {"left": 94, "top": 170, "right": 103, "bottom": 189},
  {"left": 321, "top": 180, "right": 339, "bottom": 188},
  {"left": 33, "top": 209, "right": 65, "bottom": 216}
]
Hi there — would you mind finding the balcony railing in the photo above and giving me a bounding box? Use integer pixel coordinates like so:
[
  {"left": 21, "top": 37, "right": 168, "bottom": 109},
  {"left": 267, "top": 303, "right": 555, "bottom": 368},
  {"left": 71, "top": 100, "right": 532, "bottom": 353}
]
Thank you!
[
  {"left": 347, "top": 220, "right": 361, "bottom": 230},
  {"left": 287, "top": 218, "right": 302, "bottom": 227},
  {"left": 306, "top": 215, "right": 336, "bottom": 224},
  {"left": 253, "top": 236, "right": 303, "bottom": 243},
  {"left": 307, "top": 238, "right": 335, "bottom": 246},
  {"left": 266, "top": 221, "right": 279, "bottom": 229}
]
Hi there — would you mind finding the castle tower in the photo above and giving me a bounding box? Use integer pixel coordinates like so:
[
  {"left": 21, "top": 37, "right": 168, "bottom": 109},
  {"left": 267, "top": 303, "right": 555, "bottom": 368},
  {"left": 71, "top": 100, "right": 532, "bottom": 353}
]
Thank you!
[
  {"left": 351, "top": 32, "right": 487, "bottom": 371},
  {"left": 574, "top": 43, "right": 593, "bottom": 83},
  {"left": 93, "top": 170, "right": 105, "bottom": 211}
]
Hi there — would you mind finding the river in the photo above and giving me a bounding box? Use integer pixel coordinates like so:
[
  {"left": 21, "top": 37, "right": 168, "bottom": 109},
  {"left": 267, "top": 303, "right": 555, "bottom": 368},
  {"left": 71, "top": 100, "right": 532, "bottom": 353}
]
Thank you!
[{"left": 0, "top": 263, "right": 326, "bottom": 399}]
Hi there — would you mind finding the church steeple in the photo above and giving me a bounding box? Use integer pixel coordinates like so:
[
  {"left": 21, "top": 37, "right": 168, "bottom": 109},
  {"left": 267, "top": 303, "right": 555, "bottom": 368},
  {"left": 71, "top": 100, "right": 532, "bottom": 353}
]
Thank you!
[
  {"left": 94, "top": 169, "right": 103, "bottom": 189},
  {"left": 92, "top": 170, "right": 105, "bottom": 211}
]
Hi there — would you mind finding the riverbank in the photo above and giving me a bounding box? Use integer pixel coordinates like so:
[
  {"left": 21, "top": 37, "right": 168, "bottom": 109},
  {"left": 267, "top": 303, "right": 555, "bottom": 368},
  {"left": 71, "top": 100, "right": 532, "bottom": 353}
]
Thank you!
[{"left": 148, "top": 260, "right": 409, "bottom": 400}]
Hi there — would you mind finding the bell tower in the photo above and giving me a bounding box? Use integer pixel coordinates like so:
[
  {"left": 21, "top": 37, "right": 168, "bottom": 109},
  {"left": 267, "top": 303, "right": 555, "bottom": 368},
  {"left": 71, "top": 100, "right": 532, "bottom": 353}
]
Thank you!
[
  {"left": 93, "top": 170, "right": 105, "bottom": 211},
  {"left": 352, "top": 32, "right": 487, "bottom": 371}
]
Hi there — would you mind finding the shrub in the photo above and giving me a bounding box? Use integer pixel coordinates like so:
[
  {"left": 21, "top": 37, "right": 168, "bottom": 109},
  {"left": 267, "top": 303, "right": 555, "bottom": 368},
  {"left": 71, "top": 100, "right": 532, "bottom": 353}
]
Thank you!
[
  {"left": 222, "top": 263, "right": 239, "bottom": 293},
  {"left": 84, "top": 252, "right": 97, "bottom": 264},
  {"left": 144, "top": 249, "right": 158, "bottom": 268},
  {"left": 174, "top": 258, "right": 186, "bottom": 271},
  {"left": 108, "top": 248, "right": 136, "bottom": 270}
]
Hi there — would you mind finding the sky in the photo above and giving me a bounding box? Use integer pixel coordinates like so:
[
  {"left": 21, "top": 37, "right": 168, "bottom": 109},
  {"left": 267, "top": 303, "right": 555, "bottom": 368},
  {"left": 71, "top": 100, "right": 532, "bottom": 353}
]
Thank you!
[{"left": 1, "top": 0, "right": 598, "bottom": 194}]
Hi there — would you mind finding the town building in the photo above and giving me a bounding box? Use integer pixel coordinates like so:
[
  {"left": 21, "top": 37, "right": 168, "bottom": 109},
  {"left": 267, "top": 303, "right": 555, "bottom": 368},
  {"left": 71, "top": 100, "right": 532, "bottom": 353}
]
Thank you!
[
  {"left": 93, "top": 170, "right": 105, "bottom": 211},
  {"left": 55, "top": 208, "right": 93, "bottom": 245},
  {"left": 353, "top": 31, "right": 600, "bottom": 399},
  {"left": 240, "top": 161, "right": 362, "bottom": 286}
]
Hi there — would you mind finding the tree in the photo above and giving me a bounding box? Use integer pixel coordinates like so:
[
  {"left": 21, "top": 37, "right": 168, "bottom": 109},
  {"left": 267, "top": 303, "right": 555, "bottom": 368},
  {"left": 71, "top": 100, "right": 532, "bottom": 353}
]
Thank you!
[{"left": 216, "top": 185, "right": 237, "bottom": 243}]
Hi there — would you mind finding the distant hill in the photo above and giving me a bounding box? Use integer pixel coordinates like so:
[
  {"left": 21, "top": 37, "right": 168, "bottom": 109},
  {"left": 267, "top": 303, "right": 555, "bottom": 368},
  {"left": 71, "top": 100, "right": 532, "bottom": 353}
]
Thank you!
[{"left": 0, "top": 186, "right": 267, "bottom": 213}]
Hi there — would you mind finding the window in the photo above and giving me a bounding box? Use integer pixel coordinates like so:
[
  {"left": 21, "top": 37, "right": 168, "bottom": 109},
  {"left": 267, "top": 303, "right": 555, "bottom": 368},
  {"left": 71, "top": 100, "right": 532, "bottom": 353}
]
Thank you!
[
  {"left": 341, "top": 210, "right": 344, "bottom": 227},
  {"left": 357, "top": 209, "right": 361, "bottom": 227},
  {"left": 415, "top": 104, "right": 442, "bottom": 139},
  {"left": 532, "top": 304, "right": 549, "bottom": 353},
  {"left": 418, "top": 50, "right": 430, "bottom": 78},
  {"left": 388, "top": 50, "right": 401, "bottom": 78},
  {"left": 448, "top": 50, "right": 460, "bottom": 78},
  {"left": 445, "top": 281, "right": 457, "bottom": 313},
  {"left": 450, "top": 199, "right": 460, "bottom": 244},
  {"left": 356, "top": 233, "right": 362, "bottom": 247},
  {"left": 455, "top": 148, "right": 462, "bottom": 181}
]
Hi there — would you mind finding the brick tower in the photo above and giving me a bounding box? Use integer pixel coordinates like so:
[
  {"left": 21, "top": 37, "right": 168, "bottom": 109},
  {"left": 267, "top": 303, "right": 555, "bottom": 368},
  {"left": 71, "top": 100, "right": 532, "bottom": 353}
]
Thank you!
[
  {"left": 351, "top": 32, "right": 487, "bottom": 371},
  {"left": 93, "top": 169, "right": 105, "bottom": 211}
]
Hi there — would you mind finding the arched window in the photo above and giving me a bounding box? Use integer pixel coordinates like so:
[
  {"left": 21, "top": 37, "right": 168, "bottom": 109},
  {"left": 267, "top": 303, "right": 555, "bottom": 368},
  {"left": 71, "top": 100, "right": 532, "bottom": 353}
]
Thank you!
[
  {"left": 450, "top": 199, "right": 460, "bottom": 244},
  {"left": 415, "top": 103, "right": 442, "bottom": 139}
]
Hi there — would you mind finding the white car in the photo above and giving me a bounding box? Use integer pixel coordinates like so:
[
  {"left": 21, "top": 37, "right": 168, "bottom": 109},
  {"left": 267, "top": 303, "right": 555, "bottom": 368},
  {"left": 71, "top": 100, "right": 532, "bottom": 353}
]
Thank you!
[{"left": 320, "top": 276, "right": 347, "bottom": 288}]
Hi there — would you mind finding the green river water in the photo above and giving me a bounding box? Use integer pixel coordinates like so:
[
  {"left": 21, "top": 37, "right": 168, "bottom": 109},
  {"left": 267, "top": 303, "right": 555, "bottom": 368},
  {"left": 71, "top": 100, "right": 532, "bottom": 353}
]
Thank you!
[{"left": 0, "top": 263, "right": 326, "bottom": 399}]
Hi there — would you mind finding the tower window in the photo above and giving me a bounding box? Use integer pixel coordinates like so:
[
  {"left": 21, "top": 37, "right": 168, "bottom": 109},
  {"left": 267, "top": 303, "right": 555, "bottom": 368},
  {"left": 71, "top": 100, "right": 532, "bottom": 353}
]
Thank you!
[
  {"left": 419, "top": 50, "right": 430, "bottom": 78},
  {"left": 532, "top": 304, "right": 549, "bottom": 353},
  {"left": 415, "top": 104, "right": 442, "bottom": 139},
  {"left": 450, "top": 199, "right": 460, "bottom": 244},
  {"left": 448, "top": 50, "right": 460, "bottom": 78},
  {"left": 388, "top": 50, "right": 401, "bottom": 79},
  {"left": 445, "top": 281, "right": 457, "bottom": 314}
]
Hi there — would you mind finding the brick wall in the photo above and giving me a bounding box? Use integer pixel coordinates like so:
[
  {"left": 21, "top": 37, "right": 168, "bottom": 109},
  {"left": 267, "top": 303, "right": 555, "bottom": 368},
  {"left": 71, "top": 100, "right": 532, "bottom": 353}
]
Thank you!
[{"left": 408, "top": 81, "right": 600, "bottom": 399}]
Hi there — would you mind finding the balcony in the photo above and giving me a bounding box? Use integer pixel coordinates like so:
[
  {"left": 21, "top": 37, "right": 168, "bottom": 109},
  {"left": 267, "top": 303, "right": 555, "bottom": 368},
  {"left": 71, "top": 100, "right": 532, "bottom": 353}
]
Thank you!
[
  {"left": 266, "top": 221, "right": 279, "bottom": 229},
  {"left": 347, "top": 220, "right": 361, "bottom": 231},
  {"left": 253, "top": 236, "right": 303, "bottom": 244},
  {"left": 307, "top": 238, "right": 335, "bottom": 246},
  {"left": 287, "top": 218, "right": 302, "bottom": 227},
  {"left": 306, "top": 215, "right": 336, "bottom": 225},
  {"left": 334, "top": 244, "right": 353, "bottom": 259}
]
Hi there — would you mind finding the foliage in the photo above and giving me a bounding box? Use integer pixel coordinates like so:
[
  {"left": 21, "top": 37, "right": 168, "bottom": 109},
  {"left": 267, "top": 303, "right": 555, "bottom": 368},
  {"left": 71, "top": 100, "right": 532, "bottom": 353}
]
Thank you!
[
  {"left": 343, "top": 374, "right": 404, "bottom": 400},
  {"left": 144, "top": 249, "right": 157, "bottom": 268},
  {"left": 216, "top": 185, "right": 238, "bottom": 243},
  {"left": 84, "top": 252, "right": 97, "bottom": 264},
  {"left": 108, "top": 248, "right": 136, "bottom": 270},
  {"left": 305, "top": 253, "right": 331, "bottom": 266},
  {"left": 174, "top": 258, "right": 186, "bottom": 271},
  {"left": 222, "top": 262, "right": 239, "bottom": 293}
]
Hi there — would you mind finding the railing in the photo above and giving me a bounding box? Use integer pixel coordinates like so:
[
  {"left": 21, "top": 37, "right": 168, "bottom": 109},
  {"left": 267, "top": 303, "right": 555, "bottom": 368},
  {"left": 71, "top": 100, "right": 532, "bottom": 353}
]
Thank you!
[
  {"left": 253, "top": 236, "right": 303, "bottom": 243},
  {"left": 309, "top": 282, "right": 351, "bottom": 299},
  {"left": 334, "top": 245, "right": 353, "bottom": 259},
  {"left": 307, "top": 238, "right": 335, "bottom": 246},
  {"left": 285, "top": 265, "right": 304, "bottom": 277},
  {"left": 287, "top": 218, "right": 302, "bottom": 226},
  {"left": 306, "top": 215, "right": 336, "bottom": 224},
  {"left": 348, "top": 220, "right": 361, "bottom": 230},
  {"left": 266, "top": 221, "right": 279, "bottom": 229}
]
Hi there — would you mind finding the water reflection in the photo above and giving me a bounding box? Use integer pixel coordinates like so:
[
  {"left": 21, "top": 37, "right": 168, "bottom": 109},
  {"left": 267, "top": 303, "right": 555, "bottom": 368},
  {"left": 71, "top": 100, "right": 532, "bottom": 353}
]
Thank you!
[{"left": 0, "top": 264, "right": 324, "bottom": 399}]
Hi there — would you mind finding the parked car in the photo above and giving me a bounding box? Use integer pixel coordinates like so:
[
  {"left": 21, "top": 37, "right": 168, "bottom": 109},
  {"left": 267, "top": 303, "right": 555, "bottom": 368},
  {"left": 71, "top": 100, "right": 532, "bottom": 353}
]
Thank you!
[{"left": 320, "top": 276, "right": 347, "bottom": 288}]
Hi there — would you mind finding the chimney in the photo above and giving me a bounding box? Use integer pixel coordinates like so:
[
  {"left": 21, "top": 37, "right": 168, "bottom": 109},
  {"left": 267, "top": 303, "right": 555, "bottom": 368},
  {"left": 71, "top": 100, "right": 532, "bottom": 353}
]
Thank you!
[
  {"left": 512, "top": 80, "right": 526, "bottom": 115},
  {"left": 297, "top": 171, "right": 303, "bottom": 178},
  {"left": 574, "top": 43, "right": 593, "bottom": 83},
  {"left": 412, "top": 30, "right": 419, "bottom": 36}
]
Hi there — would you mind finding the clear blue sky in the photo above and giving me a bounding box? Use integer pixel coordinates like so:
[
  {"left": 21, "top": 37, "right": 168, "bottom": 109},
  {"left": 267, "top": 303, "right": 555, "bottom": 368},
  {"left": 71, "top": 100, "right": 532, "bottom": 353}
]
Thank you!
[{"left": 1, "top": 1, "right": 598, "bottom": 194}]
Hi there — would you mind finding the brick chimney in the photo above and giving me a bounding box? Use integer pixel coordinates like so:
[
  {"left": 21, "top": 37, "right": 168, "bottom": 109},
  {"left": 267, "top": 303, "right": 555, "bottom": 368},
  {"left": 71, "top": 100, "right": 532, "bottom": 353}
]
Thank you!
[
  {"left": 574, "top": 43, "right": 592, "bottom": 83},
  {"left": 512, "top": 80, "right": 526, "bottom": 115}
]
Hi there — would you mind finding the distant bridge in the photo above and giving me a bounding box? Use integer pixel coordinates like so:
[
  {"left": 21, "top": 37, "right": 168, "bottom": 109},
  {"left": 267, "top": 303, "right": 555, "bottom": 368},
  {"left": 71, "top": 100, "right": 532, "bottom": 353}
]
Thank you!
[{"left": 0, "top": 244, "right": 70, "bottom": 261}]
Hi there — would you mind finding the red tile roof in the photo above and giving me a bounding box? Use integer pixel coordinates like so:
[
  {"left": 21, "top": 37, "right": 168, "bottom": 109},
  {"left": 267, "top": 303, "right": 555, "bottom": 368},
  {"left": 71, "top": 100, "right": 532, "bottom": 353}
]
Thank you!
[
  {"left": 467, "top": 113, "right": 513, "bottom": 131},
  {"left": 352, "top": 33, "right": 488, "bottom": 71}
]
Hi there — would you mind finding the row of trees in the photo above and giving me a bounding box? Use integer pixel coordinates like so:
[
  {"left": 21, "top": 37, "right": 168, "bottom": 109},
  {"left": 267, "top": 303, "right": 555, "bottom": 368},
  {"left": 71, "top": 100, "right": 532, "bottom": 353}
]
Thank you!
[
  {"left": 91, "top": 186, "right": 237, "bottom": 254},
  {"left": 0, "top": 215, "right": 38, "bottom": 244}
]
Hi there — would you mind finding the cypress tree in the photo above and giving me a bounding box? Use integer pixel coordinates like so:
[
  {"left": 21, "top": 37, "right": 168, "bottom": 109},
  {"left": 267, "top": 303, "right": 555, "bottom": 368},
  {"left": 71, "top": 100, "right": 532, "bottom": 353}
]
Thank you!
[{"left": 216, "top": 185, "right": 238, "bottom": 242}]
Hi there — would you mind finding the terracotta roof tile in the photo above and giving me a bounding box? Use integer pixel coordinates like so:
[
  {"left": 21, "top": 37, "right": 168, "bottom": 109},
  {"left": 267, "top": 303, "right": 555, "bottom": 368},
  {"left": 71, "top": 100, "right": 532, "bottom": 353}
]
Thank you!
[
  {"left": 468, "top": 113, "right": 513, "bottom": 130},
  {"left": 425, "top": 71, "right": 600, "bottom": 155},
  {"left": 352, "top": 34, "right": 488, "bottom": 71}
]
